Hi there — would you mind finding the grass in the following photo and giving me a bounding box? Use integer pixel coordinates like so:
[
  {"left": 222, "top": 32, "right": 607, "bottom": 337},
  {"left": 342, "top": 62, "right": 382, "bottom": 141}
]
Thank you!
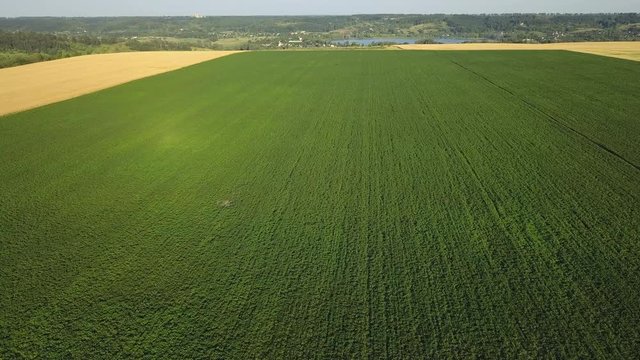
[
  {"left": 213, "top": 37, "right": 252, "bottom": 49},
  {"left": 0, "top": 50, "right": 639, "bottom": 358}
]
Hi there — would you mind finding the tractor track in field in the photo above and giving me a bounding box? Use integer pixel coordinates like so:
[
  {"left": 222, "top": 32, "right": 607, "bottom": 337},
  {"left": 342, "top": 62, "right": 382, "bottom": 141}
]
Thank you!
[{"left": 449, "top": 60, "right": 640, "bottom": 173}]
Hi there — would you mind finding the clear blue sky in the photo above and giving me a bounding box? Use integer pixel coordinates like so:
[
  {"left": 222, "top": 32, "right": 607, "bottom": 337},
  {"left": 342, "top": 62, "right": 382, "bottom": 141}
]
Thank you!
[{"left": 2, "top": 0, "right": 638, "bottom": 17}]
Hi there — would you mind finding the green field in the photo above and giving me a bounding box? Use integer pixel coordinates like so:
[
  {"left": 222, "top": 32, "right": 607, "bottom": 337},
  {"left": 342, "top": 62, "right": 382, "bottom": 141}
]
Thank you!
[{"left": 1, "top": 51, "right": 639, "bottom": 358}]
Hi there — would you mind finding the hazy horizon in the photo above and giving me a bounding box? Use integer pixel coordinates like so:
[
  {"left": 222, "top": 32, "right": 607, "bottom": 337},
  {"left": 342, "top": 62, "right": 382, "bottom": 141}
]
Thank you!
[{"left": 2, "top": 0, "right": 639, "bottom": 17}]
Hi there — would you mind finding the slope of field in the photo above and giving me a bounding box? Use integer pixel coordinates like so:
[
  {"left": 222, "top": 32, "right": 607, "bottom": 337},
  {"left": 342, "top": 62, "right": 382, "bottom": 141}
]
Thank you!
[
  {"left": 0, "top": 51, "right": 240, "bottom": 116},
  {"left": 0, "top": 51, "right": 639, "bottom": 358},
  {"left": 396, "top": 41, "right": 640, "bottom": 61}
]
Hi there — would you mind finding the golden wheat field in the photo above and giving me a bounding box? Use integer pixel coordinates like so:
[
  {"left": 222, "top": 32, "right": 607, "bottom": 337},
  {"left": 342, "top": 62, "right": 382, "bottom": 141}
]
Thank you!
[
  {"left": 0, "top": 51, "right": 239, "bottom": 116},
  {"left": 396, "top": 41, "right": 640, "bottom": 62}
]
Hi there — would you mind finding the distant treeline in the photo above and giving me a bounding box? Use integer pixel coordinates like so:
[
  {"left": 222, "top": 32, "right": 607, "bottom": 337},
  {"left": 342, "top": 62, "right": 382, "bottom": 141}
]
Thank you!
[
  {"left": 1, "top": 14, "right": 639, "bottom": 40},
  {"left": 441, "top": 13, "right": 640, "bottom": 42},
  {"left": 0, "top": 31, "right": 118, "bottom": 68},
  {"left": 0, "top": 31, "right": 120, "bottom": 53},
  {"left": 0, "top": 30, "right": 201, "bottom": 68},
  {"left": 1, "top": 14, "right": 638, "bottom": 68}
]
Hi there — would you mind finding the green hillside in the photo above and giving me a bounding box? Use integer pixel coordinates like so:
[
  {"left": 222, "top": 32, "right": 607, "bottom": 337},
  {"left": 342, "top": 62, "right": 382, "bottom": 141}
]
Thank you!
[{"left": 1, "top": 51, "right": 639, "bottom": 358}]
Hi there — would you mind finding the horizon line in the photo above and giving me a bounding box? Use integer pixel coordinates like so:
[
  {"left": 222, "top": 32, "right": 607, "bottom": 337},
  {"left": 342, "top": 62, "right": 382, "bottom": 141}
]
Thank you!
[{"left": 2, "top": 12, "right": 639, "bottom": 18}]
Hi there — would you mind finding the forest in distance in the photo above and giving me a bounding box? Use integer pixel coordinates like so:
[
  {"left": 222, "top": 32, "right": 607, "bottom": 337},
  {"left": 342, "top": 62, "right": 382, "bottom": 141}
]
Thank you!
[{"left": 1, "top": 13, "right": 639, "bottom": 67}]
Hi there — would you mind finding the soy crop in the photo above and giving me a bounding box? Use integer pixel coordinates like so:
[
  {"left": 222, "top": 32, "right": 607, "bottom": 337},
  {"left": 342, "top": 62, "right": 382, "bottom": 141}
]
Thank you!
[{"left": 1, "top": 50, "right": 639, "bottom": 358}]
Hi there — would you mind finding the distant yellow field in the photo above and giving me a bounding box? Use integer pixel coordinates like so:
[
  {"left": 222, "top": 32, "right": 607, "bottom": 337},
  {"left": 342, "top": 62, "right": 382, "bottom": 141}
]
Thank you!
[
  {"left": 0, "top": 51, "right": 240, "bottom": 116},
  {"left": 396, "top": 41, "right": 640, "bottom": 62}
]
